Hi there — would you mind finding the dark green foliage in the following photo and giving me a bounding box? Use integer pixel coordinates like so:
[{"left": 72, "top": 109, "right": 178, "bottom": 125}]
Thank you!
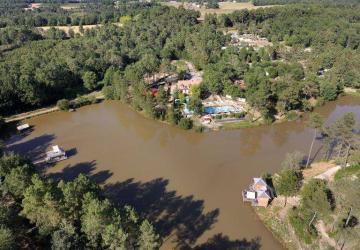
[
  {"left": 166, "top": 107, "right": 182, "bottom": 126},
  {"left": 300, "top": 179, "right": 333, "bottom": 217},
  {"left": 320, "top": 81, "right": 339, "bottom": 101},
  {"left": 188, "top": 97, "right": 203, "bottom": 115},
  {"left": 178, "top": 118, "right": 193, "bottom": 130},
  {"left": 72, "top": 96, "right": 97, "bottom": 109},
  {"left": 0, "top": 154, "right": 160, "bottom": 249},
  {"left": 0, "top": 226, "right": 15, "bottom": 250},
  {"left": 82, "top": 71, "right": 98, "bottom": 91}
]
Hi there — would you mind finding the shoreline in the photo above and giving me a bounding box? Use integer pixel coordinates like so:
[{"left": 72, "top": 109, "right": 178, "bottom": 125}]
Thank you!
[{"left": 4, "top": 91, "right": 104, "bottom": 123}]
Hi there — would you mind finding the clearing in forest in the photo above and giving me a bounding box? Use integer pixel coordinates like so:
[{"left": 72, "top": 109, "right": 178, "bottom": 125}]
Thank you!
[{"left": 162, "top": 1, "right": 276, "bottom": 19}]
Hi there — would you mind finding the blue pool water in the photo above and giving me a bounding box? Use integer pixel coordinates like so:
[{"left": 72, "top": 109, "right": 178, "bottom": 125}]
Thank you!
[{"left": 204, "top": 105, "right": 236, "bottom": 114}]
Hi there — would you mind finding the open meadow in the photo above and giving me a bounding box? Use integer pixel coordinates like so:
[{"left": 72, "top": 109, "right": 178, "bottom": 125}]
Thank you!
[{"left": 162, "top": 1, "right": 276, "bottom": 19}]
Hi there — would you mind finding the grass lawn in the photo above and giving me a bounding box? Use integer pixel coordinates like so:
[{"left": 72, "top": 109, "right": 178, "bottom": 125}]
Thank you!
[
  {"left": 60, "top": 3, "right": 82, "bottom": 10},
  {"left": 161, "top": 1, "right": 276, "bottom": 19},
  {"left": 38, "top": 23, "right": 122, "bottom": 35},
  {"left": 219, "top": 120, "right": 261, "bottom": 130}
]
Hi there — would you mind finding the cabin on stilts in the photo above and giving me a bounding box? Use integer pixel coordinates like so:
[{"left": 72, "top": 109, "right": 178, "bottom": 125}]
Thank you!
[{"left": 242, "top": 178, "right": 273, "bottom": 207}]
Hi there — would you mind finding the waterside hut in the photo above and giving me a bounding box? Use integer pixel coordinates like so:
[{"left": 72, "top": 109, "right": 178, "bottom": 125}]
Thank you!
[{"left": 242, "top": 178, "right": 273, "bottom": 207}]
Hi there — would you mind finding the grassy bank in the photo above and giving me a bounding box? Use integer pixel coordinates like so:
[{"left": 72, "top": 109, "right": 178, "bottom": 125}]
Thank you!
[
  {"left": 5, "top": 91, "right": 104, "bottom": 123},
  {"left": 255, "top": 200, "right": 300, "bottom": 250},
  {"left": 219, "top": 120, "right": 261, "bottom": 130}
]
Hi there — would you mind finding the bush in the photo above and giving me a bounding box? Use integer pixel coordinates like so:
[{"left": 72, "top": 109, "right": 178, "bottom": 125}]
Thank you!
[
  {"left": 57, "top": 99, "right": 70, "bottom": 111},
  {"left": 102, "top": 86, "right": 115, "bottom": 100},
  {"left": 234, "top": 112, "right": 246, "bottom": 119},
  {"left": 73, "top": 96, "right": 97, "bottom": 108},
  {"left": 166, "top": 107, "right": 181, "bottom": 125},
  {"left": 320, "top": 82, "right": 338, "bottom": 101},
  {"left": 178, "top": 118, "right": 193, "bottom": 130}
]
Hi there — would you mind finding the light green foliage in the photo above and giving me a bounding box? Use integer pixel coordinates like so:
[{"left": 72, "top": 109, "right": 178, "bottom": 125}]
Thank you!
[
  {"left": 166, "top": 107, "right": 182, "bottom": 125},
  {"left": 119, "top": 15, "right": 132, "bottom": 25},
  {"left": 288, "top": 208, "right": 317, "bottom": 244},
  {"left": 82, "top": 71, "right": 98, "bottom": 91},
  {"left": 58, "top": 174, "right": 99, "bottom": 221},
  {"left": 81, "top": 194, "right": 114, "bottom": 246},
  {"left": 138, "top": 220, "right": 160, "bottom": 250},
  {"left": 319, "top": 81, "right": 339, "bottom": 101},
  {"left": 156, "top": 86, "right": 168, "bottom": 106},
  {"left": 178, "top": 118, "right": 193, "bottom": 130},
  {"left": 21, "top": 175, "right": 64, "bottom": 235},
  {"left": 188, "top": 96, "right": 203, "bottom": 115},
  {"left": 274, "top": 168, "right": 302, "bottom": 204},
  {"left": 57, "top": 99, "right": 70, "bottom": 111},
  {"left": 0, "top": 226, "right": 15, "bottom": 250},
  {"left": 300, "top": 179, "right": 332, "bottom": 217},
  {"left": 2, "top": 164, "right": 34, "bottom": 198},
  {"left": 102, "top": 223, "right": 128, "bottom": 250}
]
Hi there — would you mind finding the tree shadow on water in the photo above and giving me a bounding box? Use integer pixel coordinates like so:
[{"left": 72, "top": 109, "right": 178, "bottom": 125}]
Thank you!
[
  {"left": 103, "top": 178, "right": 220, "bottom": 248},
  {"left": 192, "top": 234, "right": 261, "bottom": 250},
  {"left": 48, "top": 165, "right": 262, "bottom": 249},
  {"left": 48, "top": 160, "right": 113, "bottom": 185},
  {"left": 5, "top": 133, "right": 55, "bottom": 162}
]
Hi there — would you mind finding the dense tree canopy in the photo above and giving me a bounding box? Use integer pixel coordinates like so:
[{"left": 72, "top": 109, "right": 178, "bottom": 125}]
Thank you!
[{"left": 0, "top": 154, "right": 160, "bottom": 249}]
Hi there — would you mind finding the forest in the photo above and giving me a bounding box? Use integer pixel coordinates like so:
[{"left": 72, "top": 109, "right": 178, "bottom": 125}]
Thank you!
[
  {"left": 0, "top": 2, "right": 359, "bottom": 123},
  {"left": 0, "top": 154, "right": 160, "bottom": 249}
]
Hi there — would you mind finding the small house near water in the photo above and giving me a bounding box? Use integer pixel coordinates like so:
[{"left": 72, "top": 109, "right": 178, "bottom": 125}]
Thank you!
[
  {"left": 242, "top": 178, "right": 273, "bottom": 207},
  {"left": 45, "top": 145, "right": 67, "bottom": 164}
]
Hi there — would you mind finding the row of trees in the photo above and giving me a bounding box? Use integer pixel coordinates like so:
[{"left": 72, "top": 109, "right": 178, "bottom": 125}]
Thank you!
[
  {"left": 252, "top": 0, "right": 360, "bottom": 6},
  {"left": 0, "top": 1, "right": 153, "bottom": 28},
  {"left": 0, "top": 154, "right": 161, "bottom": 249}
]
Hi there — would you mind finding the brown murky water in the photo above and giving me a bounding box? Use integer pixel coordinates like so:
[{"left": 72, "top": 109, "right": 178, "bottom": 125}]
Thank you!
[{"left": 6, "top": 96, "right": 360, "bottom": 250}]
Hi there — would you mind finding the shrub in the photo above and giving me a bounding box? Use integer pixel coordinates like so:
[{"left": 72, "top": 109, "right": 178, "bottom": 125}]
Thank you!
[
  {"left": 73, "top": 96, "right": 97, "bottom": 108},
  {"left": 102, "top": 86, "right": 115, "bottom": 100},
  {"left": 178, "top": 118, "right": 193, "bottom": 130},
  {"left": 320, "top": 82, "right": 338, "bottom": 101},
  {"left": 57, "top": 99, "right": 70, "bottom": 111},
  {"left": 234, "top": 112, "right": 246, "bottom": 119}
]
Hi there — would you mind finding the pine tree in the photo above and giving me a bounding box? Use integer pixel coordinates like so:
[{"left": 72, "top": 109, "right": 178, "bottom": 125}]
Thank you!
[{"left": 138, "top": 220, "right": 160, "bottom": 250}]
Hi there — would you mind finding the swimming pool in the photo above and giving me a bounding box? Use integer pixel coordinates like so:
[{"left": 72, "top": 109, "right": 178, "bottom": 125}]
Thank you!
[{"left": 204, "top": 105, "right": 236, "bottom": 114}]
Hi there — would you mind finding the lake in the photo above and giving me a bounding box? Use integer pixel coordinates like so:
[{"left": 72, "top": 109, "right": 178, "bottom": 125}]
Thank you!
[{"left": 5, "top": 96, "right": 360, "bottom": 249}]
